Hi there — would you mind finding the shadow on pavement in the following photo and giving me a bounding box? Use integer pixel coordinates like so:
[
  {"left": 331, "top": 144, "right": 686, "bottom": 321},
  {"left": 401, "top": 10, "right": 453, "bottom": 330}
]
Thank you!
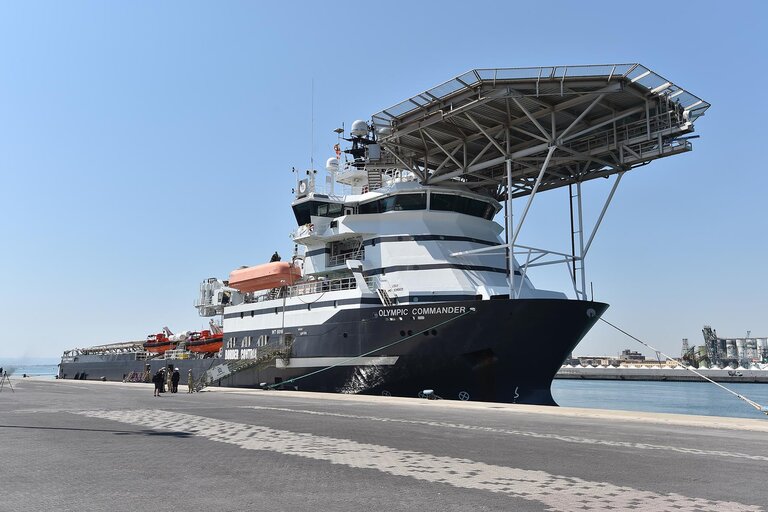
[{"left": 0, "top": 424, "right": 193, "bottom": 438}]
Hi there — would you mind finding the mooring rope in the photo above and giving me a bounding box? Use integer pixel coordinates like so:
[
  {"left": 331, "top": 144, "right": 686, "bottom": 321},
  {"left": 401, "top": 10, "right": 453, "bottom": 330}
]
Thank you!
[
  {"left": 265, "top": 307, "right": 476, "bottom": 389},
  {"left": 599, "top": 317, "right": 767, "bottom": 416}
]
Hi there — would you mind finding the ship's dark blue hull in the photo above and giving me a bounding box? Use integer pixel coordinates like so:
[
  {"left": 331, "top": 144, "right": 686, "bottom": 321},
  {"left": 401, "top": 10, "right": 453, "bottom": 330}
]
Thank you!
[{"left": 60, "top": 298, "right": 607, "bottom": 405}]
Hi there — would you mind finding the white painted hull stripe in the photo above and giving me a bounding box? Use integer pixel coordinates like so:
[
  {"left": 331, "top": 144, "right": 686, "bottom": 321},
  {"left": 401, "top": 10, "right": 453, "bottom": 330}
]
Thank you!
[{"left": 274, "top": 356, "right": 399, "bottom": 368}]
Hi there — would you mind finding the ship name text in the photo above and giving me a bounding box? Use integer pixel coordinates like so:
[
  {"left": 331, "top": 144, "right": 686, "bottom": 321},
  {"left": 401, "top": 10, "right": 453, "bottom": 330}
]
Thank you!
[{"left": 378, "top": 306, "right": 467, "bottom": 317}]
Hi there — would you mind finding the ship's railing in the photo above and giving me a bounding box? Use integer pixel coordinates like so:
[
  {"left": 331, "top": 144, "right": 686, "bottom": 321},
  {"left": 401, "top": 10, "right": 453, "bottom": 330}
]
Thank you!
[
  {"left": 287, "top": 276, "right": 355, "bottom": 297},
  {"left": 566, "top": 110, "right": 685, "bottom": 159},
  {"left": 246, "top": 276, "right": 376, "bottom": 303},
  {"left": 62, "top": 344, "right": 147, "bottom": 358},
  {"left": 328, "top": 249, "right": 365, "bottom": 267}
]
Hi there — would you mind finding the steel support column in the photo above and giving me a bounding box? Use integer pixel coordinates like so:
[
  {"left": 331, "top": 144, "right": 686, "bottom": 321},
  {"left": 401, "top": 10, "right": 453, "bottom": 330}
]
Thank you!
[
  {"left": 511, "top": 145, "right": 556, "bottom": 247},
  {"left": 506, "top": 159, "right": 513, "bottom": 298},
  {"left": 576, "top": 180, "right": 587, "bottom": 300}
]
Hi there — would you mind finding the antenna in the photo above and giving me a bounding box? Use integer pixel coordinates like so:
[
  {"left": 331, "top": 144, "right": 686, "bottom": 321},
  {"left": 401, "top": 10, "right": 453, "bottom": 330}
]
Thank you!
[{"left": 310, "top": 78, "right": 315, "bottom": 175}]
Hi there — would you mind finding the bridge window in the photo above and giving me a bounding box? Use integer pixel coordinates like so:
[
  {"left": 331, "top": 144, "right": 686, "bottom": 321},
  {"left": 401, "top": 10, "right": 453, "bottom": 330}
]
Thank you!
[
  {"left": 359, "top": 193, "right": 426, "bottom": 214},
  {"left": 292, "top": 201, "right": 345, "bottom": 225},
  {"left": 430, "top": 193, "right": 496, "bottom": 220}
]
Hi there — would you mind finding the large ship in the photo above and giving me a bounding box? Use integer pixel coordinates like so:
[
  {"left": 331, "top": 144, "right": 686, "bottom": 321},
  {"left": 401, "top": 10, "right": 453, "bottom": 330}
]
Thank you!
[{"left": 59, "top": 64, "right": 709, "bottom": 405}]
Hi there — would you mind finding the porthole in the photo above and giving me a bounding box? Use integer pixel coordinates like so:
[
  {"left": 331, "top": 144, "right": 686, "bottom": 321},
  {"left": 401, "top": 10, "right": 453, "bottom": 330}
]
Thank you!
[
  {"left": 400, "top": 330, "right": 406, "bottom": 337},
  {"left": 407, "top": 330, "right": 413, "bottom": 336},
  {"left": 431, "top": 329, "right": 437, "bottom": 336},
  {"left": 343, "top": 332, "right": 348, "bottom": 338}
]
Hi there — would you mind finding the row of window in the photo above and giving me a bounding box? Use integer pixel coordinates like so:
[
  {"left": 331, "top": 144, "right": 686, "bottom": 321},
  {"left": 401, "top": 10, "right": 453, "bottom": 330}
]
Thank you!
[
  {"left": 359, "top": 193, "right": 496, "bottom": 220},
  {"left": 228, "top": 335, "right": 270, "bottom": 348},
  {"left": 358, "top": 193, "right": 426, "bottom": 214},
  {"left": 293, "top": 192, "right": 497, "bottom": 225},
  {"left": 293, "top": 201, "right": 346, "bottom": 225}
]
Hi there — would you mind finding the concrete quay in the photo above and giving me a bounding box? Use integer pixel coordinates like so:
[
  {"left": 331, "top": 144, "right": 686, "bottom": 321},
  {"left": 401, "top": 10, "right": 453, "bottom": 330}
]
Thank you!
[{"left": 1, "top": 378, "right": 767, "bottom": 512}]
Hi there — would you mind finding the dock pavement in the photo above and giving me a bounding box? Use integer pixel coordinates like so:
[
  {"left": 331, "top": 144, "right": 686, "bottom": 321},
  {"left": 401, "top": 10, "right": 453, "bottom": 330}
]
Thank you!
[{"left": 1, "top": 377, "right": 767, "bottom": 512}]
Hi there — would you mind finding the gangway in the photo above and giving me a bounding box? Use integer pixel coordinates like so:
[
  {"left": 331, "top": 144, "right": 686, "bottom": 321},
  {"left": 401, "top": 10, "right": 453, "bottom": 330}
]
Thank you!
[
  {"left": 193, "top": 343, "right": 293, "bottom": 392},
  {"left": 369, "top": 64, "right": 709, "bottom": 300}
]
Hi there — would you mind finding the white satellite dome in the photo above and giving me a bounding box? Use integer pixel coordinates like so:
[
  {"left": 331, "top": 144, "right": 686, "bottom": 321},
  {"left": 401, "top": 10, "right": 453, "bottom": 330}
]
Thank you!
[
  {"left": 325, "top": 157, "right": 339, "bottom": 173},
  {"left": 350, "top": 119, "right": 369, "bottom": 137},
  {"left": 377, "top": 126, "right": 393, "bottom": 137}
]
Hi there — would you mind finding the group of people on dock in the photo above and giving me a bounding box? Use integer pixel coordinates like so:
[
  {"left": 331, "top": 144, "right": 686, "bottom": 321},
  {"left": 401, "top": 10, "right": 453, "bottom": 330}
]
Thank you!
[{"left": 152, "top": 367, "right": 195, "bottom": 396}]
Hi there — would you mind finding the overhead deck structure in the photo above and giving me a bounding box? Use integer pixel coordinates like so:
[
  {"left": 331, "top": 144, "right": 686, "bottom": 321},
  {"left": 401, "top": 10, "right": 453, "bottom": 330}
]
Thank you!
[{"left": 368, "top": 63, "right": 709, "bottom": 299}]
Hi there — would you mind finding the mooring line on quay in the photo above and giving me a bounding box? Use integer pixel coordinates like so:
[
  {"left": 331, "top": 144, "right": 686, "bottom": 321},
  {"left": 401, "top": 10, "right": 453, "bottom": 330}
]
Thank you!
[{"left": 600, "top": 317, "right": 768, "bottom": 416}]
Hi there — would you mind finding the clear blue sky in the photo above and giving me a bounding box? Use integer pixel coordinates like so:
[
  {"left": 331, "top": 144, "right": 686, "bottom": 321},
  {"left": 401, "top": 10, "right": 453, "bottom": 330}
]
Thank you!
[{"left": 1, "top": 1, "right": 766, "bottom": 362}]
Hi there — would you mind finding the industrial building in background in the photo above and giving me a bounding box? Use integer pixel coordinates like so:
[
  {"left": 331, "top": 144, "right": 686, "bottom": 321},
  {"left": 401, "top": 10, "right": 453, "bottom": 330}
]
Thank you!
[{"left": 681, "top": 327, "right": 768, "bottom": 368}]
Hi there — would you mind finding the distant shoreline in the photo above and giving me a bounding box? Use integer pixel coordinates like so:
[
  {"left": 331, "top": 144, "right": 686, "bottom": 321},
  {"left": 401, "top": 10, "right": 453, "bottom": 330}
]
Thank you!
[{"left": 556, "top": 366, "right": 768, "bottom": 383}]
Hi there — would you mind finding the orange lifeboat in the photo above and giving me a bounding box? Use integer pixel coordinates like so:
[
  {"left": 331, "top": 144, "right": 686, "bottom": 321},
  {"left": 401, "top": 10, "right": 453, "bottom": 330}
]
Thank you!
[
  {"left": 187, "top": 330, "right": 224, "bottom": 353},
  {"left": 229, "top": 261, "right": 301, "bottom": 293},
  {"left": 143, "top": 332, "right": 176, "bottom": 354}
]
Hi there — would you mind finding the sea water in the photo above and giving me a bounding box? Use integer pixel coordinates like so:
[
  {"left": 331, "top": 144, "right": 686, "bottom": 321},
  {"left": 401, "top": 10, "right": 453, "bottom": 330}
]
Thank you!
[
  {"left": 3, "top": 364, "right": 58, "bottom": 378},
  {"left": 552, "top": 379, "right": 768, "bottom": 420}
]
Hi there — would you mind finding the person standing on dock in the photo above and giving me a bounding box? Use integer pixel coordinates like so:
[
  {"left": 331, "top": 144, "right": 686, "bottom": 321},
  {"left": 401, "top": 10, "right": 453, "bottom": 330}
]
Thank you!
[
  {"left": 152, "top": 369, "right": 164, "bottom": 397},
  {"left": 187, "top": 369, "right": 194, "bottom": 393},
  {"left": 171, "top": 368, "right": 180, "bottom": 393}
]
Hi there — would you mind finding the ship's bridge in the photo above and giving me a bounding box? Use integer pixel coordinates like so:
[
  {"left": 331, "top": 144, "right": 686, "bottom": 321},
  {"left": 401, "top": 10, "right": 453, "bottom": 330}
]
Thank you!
[{"left": 366, "top": 64, "right": 709, "bottom": 301}]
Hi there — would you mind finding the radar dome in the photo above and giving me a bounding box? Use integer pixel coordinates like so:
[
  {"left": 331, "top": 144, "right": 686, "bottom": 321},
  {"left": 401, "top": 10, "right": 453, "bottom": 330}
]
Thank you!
[
  {"left": 377, "top": 126, "right": 393, "bottom": 137},
  {"left": 350, "top": 120, "right": 368, "bottom": 137},
  {"left": 325, "top": 157, "right": 339, "bottom": 173}
]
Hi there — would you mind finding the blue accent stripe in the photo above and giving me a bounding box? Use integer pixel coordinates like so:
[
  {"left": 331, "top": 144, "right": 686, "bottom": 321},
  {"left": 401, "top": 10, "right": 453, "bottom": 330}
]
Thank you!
[
  {"left": 306, "top": 235, "right": 499, "bottom": 258},
  {"left": 306, "top": 248, "right": 330, "bottom": 257},
  {"left": 362, "top": 235, "right": 498, "bottom": 247},
  {"left": 408, "top": 294, "right": 479, "bottom": 302},
  {"left": 364, "top": 263, "right": 512, "bottom": 277}
]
